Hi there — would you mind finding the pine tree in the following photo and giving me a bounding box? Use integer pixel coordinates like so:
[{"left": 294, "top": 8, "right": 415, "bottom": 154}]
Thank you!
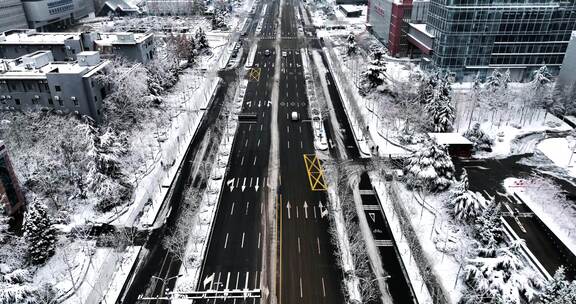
[
  {"left": 464, "top": 123, "right": 494, "bottom": 152},
  {"left": 473, "top": 201, "right": 505, "bottom": 251},
  {"left": 23, "top": 202, "right": 57, "bottom": 265},
  {"left": 362, "top": 64, "right": 387, "bottom": 89},
  {"left": 448, "top": 169, "right": 483, "bottom": 222},
  {"left": 346, "top": 32, "right": 357, "bottom": 55},
  {"left": 404, "top": 141, "right": 455, "bottom": 192},
  {"left": 425, "top": 81, "right": 455, "bottom": 132},
  {"left": 540, "top": 266, "right": 576, "bottom": 304},
  {"left": 195, "top": 28, "right": 209, "bottom": 50}
]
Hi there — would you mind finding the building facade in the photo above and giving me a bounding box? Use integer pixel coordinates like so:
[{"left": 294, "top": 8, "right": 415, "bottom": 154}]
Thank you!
[
  {"left": 0, "top": 141, "right": 25, "bottom": 215},
  {"left": 0, "top": 0, "right": 28, "bottom": 33},
  {"left": 0, "top": 50, "right": 110, "bottom": 123},
  {"left": 0, "top": 29, "right": 155, "bottom": 64},
  {"left": 558, "top": 31, "right": 576, "bottom": 88},
  {"left": 22, "top": 0, "right": 94, "bottom": 31},
  {"left": 425, "top": 0, "right": 576, "bottom": 80}
]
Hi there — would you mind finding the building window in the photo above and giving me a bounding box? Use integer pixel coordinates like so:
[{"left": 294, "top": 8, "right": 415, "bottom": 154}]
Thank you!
[
  {"left": 15, "top": 99, "right": 20, "bottom": 105},
  {"left": 55, "top": 85, "right": 61, "bottom": 92}
]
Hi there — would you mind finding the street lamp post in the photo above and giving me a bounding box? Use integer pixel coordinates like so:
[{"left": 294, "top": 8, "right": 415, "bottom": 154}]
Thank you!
[{"left": 151, "top": 274, "right": 183, "bottom": 301}]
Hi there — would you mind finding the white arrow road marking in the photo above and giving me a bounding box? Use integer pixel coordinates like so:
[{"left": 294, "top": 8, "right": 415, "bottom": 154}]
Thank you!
[
  {"left": 286, "top": 201, "right": 291, "bottom": 219},
  {"left": 203, "top": 273, "right": 215, "bottom": 289},
  {"left": 267, "top": 100, "right": 272, "bottom": 107},
  {"left": 304, "top": 201, "right": 308, "bottom": 218},
  {"left": 227, "top": 178, "right": 235, "bottom": 191},
  {"left": 255, "top": 177, "right": 260, "bottom": 191},
  {"left": 369, "top": 212, "right": 376, "bottom": 222},
  {"left": 242, "top": 178, "right": 247, "bottom": 192},
  {"left": 246, "top": 101, "right": 251, "bottom": 107}
]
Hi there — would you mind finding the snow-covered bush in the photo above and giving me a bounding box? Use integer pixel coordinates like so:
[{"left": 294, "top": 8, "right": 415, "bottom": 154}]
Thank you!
[
  {"left": 539, "top": 266, "right": 576, "bottom": 303},
  {"left": 447, "top": 170, "right": 484, "bottom": 222},
  {"left": 0, "top": 267, "right": 55, "bottom": 304},
  {"left": 404, "top": 141, "right": 454, "bottom": 192},
  {"left": 462, "top": 242, "right": 542, "bottom": 304},
  {"left": 463, "top": 123, "right": 494, "bottom": 152},
  {"left": 346, "top": 32, "right": 357, "bottom": 56},
  {"left": 23, "top": 201, "right": 57, "bottom": 265}
]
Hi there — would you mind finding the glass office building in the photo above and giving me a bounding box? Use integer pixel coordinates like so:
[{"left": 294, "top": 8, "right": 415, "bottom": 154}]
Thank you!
[{"left": 425, "top": 0, "right": 576, "bottom": 79}]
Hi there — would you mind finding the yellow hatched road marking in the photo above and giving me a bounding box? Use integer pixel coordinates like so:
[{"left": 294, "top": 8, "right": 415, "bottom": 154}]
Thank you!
[
  {"left": 249, "top": 67, "right": 261, "bottom": 81},
  {"left": 303, "top": 154, "right": 328, "bottom": 191}
]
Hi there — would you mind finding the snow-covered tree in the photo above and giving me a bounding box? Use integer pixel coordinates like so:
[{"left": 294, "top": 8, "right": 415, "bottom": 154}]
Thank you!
[
  {"left": 448, "top": 169, "right": 484, "bottom": 222},
  {"left": 540, "top": 266, "right": 576, "bottom": 304},
  {"left": 212, "top": 9, "right": 229, "bottom": 30},
  {"left": 346, "top": 32, "right": 357, "bottom": 56},
  {"left": 23, "top": 201, "right": 56, "bottom": 265},
  {"left": 463, "top": 243, "right": 541, "bottom": 304},
  {"left": 463, "top": 123, "right": 494, "bottom": 152},
  {"left": 485, "top": 69, "right": 510, "bottom": 93},
  {"left": 473, "top": 201, "right": 505, "bottom": 251},
  {"left": 195, "top": 28, "right": 209, "bottom": 50},
  {"left": 425, "top": 80, "right": 455, "bottom": 132},
  {"left": 361, "top": 64, "right": 387, "bottom": 89},
  {"left": 369, "top": 47, "right": 386, "bottom": 66},
  {"left": 404, "top": 141, "right": 455, "bottom": 192},
  {"left": 167, "top": 33, "right": 197, "bottom": 63}
]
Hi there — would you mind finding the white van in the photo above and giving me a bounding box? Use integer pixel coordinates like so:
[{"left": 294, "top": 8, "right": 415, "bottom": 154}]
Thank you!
[{"left": 291, "top": 111, "right": 299, "bottom": 121}]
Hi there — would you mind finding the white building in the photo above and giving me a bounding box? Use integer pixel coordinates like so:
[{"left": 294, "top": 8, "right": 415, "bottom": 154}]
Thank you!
[
  {"left": 559, "top": 31, "right": 576, "bottom": 89},
  {"left": 21, "top": 0, "right": 94, "bottom": 31}
]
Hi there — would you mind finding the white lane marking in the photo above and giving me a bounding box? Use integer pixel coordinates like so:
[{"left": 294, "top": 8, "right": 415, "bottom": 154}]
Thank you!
[
  {"left": 257, "top": 139, "right": 261, "bottom": 147},
  {"left": 298, "top": 237, "right": 301, "bottom": 253},
  {"left": 253, "top": 156, "right": 257, "bottom": 166},
  {"left": 288, "top": 140, "right": 290, "bottom": 149},
  {"left": 231, "top": 202, "right": 235, "bottom": 215},
  {"left": 245, "top": 272, "right": 250, "bottom": 289},
  {"left": 287, "top": 126, "right": 290, "bottom": 133},
  {"left": 296, "top": 205, "right": 299, "bottom": 218},
  {"left": 313, "top": 206, "right": 317, "bottom": 218},
  {"left": 260, "top": 201, "right": 263, "bottom": 215},
  {"left": 299, "top": 277, "right": 303, "bottom": 298},
  {"left": 241, "top": 156, "right": 245, "bottom": 166},
  {"left": 286, "top": 113, "right": 289, "bottom": 119},
  {"left": 260, "top": 124, "right": 263, "bottom": 131},
  {"left": 246, "top": 201, "right": 250, "bottom": 215},
  {"left": 322, "top": 277, "right": 326, "bottom": 297},
  {"left": 225, "top": 272, "right": 231, "bottom": 290},
  {"left": 299, "top": 126, "right": 302, "bottom": 133},
  {"left": 215, "top": 272, "right": 222, "bottom": 290},
  {"left": 263, "top": 112, "right": 266, "bottom": 118},
  {"left": 286, "top": 201, "right": 291, "bottom": 219},
  {"left": 241, "top": 232, "right": 245, "bottom": 248},
  {"left": 245, "top": 139, "right": 248, "bottom": 147},
  {"left": 317, "top": 237, "right": 321, "bottom": 255},
  {"left": 249, "top": 124, "right": 252, "bottom": 131},
  {"left": 224, "top": 233, "right": 229, "bottom": 248},
  {"left": 258, "top": 232, "right": 261, "bottom": 249},
  {"left": 300, "top": 141, "right": 303, "bottom": 149}
]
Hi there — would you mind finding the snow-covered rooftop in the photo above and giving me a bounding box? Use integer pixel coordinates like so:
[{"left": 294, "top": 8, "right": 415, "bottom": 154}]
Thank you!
[
  {"left": 95, "top": 32, "right": 152, "bottom": 46},
  {"left": 0, "top": 51, "right": 108, "bottom": 79},
  {"left": 428, "top": 133, "right": 472, "bottom": 145},
  {"left": 0, "top": 30, "right": 78, "bottom": 45},
  {"left": 409, "top": 23, "right": 434, "bottom": 38}
]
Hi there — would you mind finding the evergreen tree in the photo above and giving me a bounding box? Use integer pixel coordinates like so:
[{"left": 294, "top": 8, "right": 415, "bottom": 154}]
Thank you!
[
  {"left": 540, "top": 266, "right": 576, "bottom": 304},
  {"left": 23, "top": 202, "right": 57, "bottom": 265},
  {"left": 464, "top": 123, "right": 494, "bottom": 152},
  {"left": 361, "top": 64, "right": 387, "bottom": 89},
  {"left": 346, "top": 32, "right": 357, "bottom": 55},
  {"left": 425, "top": 81, "right": 455, "bottom": 132},
  {"left": 404, "top": 141, "right": 455, "bottom": 192},
  {"left": 195, "top": 28, "right": 209, "bottom": 50},
  {"left": 473, "top": 201, "right": 505, "bottom": 251},
  {"left": 448, "top": 169, "right": 483, "bottom": 222}
]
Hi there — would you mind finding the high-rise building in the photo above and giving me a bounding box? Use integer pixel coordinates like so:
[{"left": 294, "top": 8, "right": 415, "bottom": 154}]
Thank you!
[
  {"left": 0, "top": 0, "right": 29, "bottom": 32},
  {"left": 424, "top": 0, "right": 576, "bottom": 79},
  {"left": 0, "top": 141, "right": 25, "bottom": 215},
  {"left": 558, "top": 31, "right": 576, "bottom": 88}
]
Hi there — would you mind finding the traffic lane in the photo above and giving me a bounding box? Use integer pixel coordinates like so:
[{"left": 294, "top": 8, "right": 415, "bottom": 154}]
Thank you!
[
  {"left": 379, "top": 247, "right": 415, "bottom": 304},
  {"left": 195, "top": 270, "right": 261, "bottom": 304},
  {"left": 504, "top": 215, "right": 576, "bottom": 278},
  {"left": 364, "top": 210, "right": 392, "bottom": 241}
]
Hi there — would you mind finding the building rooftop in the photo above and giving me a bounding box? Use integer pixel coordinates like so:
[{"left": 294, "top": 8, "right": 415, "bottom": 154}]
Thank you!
[
  {"left": 0, "top": 50, "right": 108, "bottom": 79},
  {"left": 429, "top": 133, "right": 473, "bottom": 146},
  {"left": 0, "top": 30, "right": 79, "bottom": 45},
  {"left": 409, "top": 23, "right": 434, "bottom": 38},
  {"left": 95, "top": 32, "right": 152, "bottom": 46}
]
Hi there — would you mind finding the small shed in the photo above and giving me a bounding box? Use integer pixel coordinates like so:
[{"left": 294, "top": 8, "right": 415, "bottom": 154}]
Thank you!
[{"left": 428, "top": 133, "right": 473, "bottom": 158}]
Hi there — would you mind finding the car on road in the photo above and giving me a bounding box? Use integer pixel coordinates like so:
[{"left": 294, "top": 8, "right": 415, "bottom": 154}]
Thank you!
[
  {"left": 291, "top": 111, "right": 300, "bottom": 121},
  {"left": 264, "top": 49, "right": 271, "bottom": 56},
  {"left": 282, "top": 51, "right": 287, "bottom": 57}
]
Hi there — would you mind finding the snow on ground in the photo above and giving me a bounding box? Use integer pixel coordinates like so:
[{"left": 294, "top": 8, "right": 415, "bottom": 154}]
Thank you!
[
  {"left": 504, "top": 177, "right": 576, "bottom": 257},
  {"left": 453, "top": 87, "right": 572, "bottom": 159},
  {"left": 370, "top": 173, "right": 464, "bottom": 304},
  {"left": 537, "top": 137, "right": 576, "bottom": 178}
]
